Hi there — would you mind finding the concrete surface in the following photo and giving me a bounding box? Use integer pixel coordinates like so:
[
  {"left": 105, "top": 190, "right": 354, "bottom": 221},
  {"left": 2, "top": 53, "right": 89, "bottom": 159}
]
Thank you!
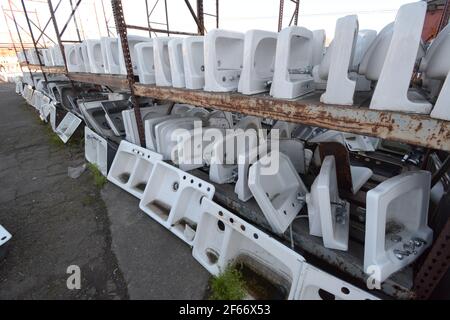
[{"left": 0, "top": 82, "right": 209, "bottom": 299}]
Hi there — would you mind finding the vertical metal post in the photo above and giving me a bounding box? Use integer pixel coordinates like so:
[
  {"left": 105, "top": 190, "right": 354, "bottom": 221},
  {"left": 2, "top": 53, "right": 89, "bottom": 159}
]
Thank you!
[
  {"left": 294, "top": 0, "right": 299, "bottom": 26},
  {"left": 2, "top": 5, "right": 26, "bottom": 76},
  {"left": 47, "top": 0, "right": 69, "bottom": 75},
  {"left": 144, "top": 0, "right": 152, "bottom": 37},
  {"left": 101, "top": 0, "right": 113, "bottom": 37},
  {"left": 69, "top": 0, "right": 82, "bottom": 41},
  {"left": 21, "top": 0, "right": 47, "bottom": 83},
  {"left": 278, "top": 0, "right": 284, "bottom": 32},
  {"left": 216, "top": 0, "right": 219, "bottom": 28},
  {"left": 93, "top": 1, "right": 102, "bottom": 37},
  {"left": 196, "top": 0, "right": 204, "bottom": 35},
  {"left": 164, "top": 0, "right": 169, "bottom": 36},
  {"left": 111, "top": 0, "right": 145, "bottom": 146}
]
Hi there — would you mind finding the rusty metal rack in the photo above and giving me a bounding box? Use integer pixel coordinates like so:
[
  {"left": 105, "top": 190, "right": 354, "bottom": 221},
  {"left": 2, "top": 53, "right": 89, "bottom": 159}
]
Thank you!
[{"left": 5, "top": 0, "right": 450, "bottom": 300}]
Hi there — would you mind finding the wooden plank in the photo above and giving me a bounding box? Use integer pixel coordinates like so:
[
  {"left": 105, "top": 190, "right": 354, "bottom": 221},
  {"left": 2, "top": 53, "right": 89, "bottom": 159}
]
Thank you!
[{"left": 68, "top": 72, "right": 129, "bottom": 90}]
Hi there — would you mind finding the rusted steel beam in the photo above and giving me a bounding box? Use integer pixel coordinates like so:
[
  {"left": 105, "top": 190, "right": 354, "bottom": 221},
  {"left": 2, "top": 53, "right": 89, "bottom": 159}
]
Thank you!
[
  {"left": 133, "top": 84, "right": 450, "bottom": 152},
  {"left": 68, "top": 72, "right": 128, "bottom": 89}
]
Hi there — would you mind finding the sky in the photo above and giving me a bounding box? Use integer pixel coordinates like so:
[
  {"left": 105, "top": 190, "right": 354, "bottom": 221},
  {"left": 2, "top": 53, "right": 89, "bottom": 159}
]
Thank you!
[{"left": 0, "top": 0, "right": 416, "bottom": 47}]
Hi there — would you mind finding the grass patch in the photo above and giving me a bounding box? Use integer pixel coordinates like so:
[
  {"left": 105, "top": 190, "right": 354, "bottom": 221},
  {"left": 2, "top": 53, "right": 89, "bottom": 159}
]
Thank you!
[
  {"left": 209, "top": 265, "right": 246, "bottom": 300},
  {"left": 87, "top": 163, "right": 107, "bottom": 188}
]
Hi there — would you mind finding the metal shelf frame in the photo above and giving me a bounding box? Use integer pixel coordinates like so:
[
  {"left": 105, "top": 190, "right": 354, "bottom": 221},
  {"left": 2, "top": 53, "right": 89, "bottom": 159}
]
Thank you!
[{"left": 5, "top": 0, "right": 450, "bottom": 300}]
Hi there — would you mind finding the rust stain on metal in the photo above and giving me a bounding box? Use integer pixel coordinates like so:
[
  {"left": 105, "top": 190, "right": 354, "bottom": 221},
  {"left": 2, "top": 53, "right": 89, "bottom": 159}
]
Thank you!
[{"left": 133, "top": 84, "right": 450, "bottom": 152}]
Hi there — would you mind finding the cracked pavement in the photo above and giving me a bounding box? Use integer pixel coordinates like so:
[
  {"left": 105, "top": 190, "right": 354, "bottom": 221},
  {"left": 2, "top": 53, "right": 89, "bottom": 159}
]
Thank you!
[{"left": 0, "top": 83, "right": 209, "bottom": 299}]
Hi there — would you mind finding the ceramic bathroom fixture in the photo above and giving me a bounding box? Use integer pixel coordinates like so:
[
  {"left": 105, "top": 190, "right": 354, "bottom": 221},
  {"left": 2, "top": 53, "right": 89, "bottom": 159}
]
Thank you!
[
  {"left": 294, "top": 263, "right": 378, "bottom": 300},
  {"left": 364, "top": 171, "right": 433, "bottom": 283},
  {"left": 192, "top": 198, "right": 306, "bottom": 299},
  {"left": 100, "top": 100, "right": 128, "bottom": 136},
  {"left": 182, "top": 36, "right": 205, "bottom": 89},
  {"left": 365, "top": 2, "right": 432, "bottom": 113},
  {"left": 421, "top": 25, "right": 450, "bottom": 120},
  {"left": 85, "top": 126, "right": 108, "bottom": 176},
  {"left": 154, "top": 37, "right": 173, "bottom": 86},
  {"left": 318, "top": 142, "right": 373, "bottom": 195},
  {"left": 204, "top": 29, "right": 245, "bottom": 92},
  {"left": 23, "top": 85, "right": 34, "bottom": 104},
  {"left": 122, "top": 105, "right": 171, "bottom": 144},
  {"left": 49, "top": 103, "right": 57, "bottom": 132},
  {"left": 145, "top": 114, "right": 179, "bottom": 151},
  {"left": 135, "top": 41, "right": 155, "bottom": 84},
  {"left": 234, "top": 146, "right": 261, "bottom": 202},
  {"left": 80, "top": 42, "right": 91, "bottom": 73},
  {"left": 248, "top": 152, "right": 308, "bottom": 234},
  {"left": 270, "top": 26, "right": 314, "bottom": 99},
  {"left": 209, "top": 130, "right": 259, "bottom": 184},
  {"left": 65, "top": 44, "right": 84, "bottom": 72},
  {"left": 312, "top": 30, "right": 326, "bottom": 66},
  {"left": 139, "top": 161, "right": 215, "bottom": 245},
  {"left": 306, "top": 156, "right": 350, "bottom": 251},
  {"left": 168, "top": 38, "right": 185, "bottom": 88},
  {"left": 154, "top": 117, "right": 203, "bottom": 160},
  {"left": 55, "top": 112, "right": 82, "bottom": 143},
  {"left": 100, "top": 37, "right": 117, "bottom": 74},
  {"left": 309, "top": 130, "right": 375, "bottom": 152},
  {"left": 78, "top": 99, "right": 118, "bottom": 138},
  {"left": 0, "top": 224, "right": 12, "bottom": 259},
  {"left": 107, "top": 140, "right": 163, "bottom": 199},
  {"left": 85, "top": 39, "right": 105, "bottom": 73},
  {"left": 50, "top": 46, "right": 64, "bottom": 66},
  {"left": 351, "top": 30, "right": 377, "bottom": 72},
  {"left": 118, "top": 35, "right": 151, "bottom": 75},
  {"left": 40, "top": 99, "right": 54, "bottom": 123},
  {"left": 238, "top": 30, "right": 277, "bottom": 95},
  {"left": 42, "top": 49, "right": 54, "bottom": 66},
  {"left": 319, "top": 15, "right": 359, "bottom": 105},
  {"left": 278, "top": 139, "right": 308, "bottom": 174},
  {"left": 174, "top": 127, "right": 226, "bottom": 172}
]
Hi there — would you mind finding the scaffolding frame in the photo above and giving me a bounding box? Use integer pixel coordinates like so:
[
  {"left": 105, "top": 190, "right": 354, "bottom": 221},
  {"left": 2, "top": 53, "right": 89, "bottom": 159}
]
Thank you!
[{"left": 4, "top": 0, "right": 450, "bottom": 300}]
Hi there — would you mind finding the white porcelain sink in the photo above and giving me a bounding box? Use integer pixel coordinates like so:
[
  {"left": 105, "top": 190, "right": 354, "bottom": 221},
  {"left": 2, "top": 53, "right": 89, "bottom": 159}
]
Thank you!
[
  {"left": 85, "top": 126, "right": 108, "bottom": 176},
  {"left": 101, "top": 37, "right": 120, "bottom": 74},
  {"left": 65, "top": 44, "right": 84, "bottom": 72},
  {"left": 319, "top": 15, "right": 359, "bottom": 105},
  {"left": 362, "top": 2, "right": 431, "bottom": 113},
  {"left": 139, "top": 161, "right": 215, "bottom": 245},
  {"left": 55, "top": 112, "right": 82, "bottom": 143},
  {"left": 168, "top": 38, "right": 185, "bottom": 88},
  {"left": 248, "top": 152, "right": 308, "bottom": 234},
  {"left": 85, "top": 39, "right": 105, "bottom": 73},
  {"left": 183, "top": 36, "right": 205, "bottom": 89},
  {"left": 107, "top": 140, "right": 163, "bottom": 198},
  {"left": 154, "top": 37, "right": 173, "bottom": 86},
  {"left": 422, "top": 24, "right": 450, "bottom": 120},
  {"left": 270, "top": 26, "right": 314, "bottom": 99},
  {"left": 118, "top": 35, "right": 151, "bottom": 75},
  {"left": 364, "top": 170, "right": 433, "bottom": 283},
  {"left": 204, "top": 29, "right": 245, "bottom": 92},
  {"left": 306, "top": 155, "right": 350, "bottom": 251},
  {"left": 238, "top": 30, "right": 277, "bottom": 95}
]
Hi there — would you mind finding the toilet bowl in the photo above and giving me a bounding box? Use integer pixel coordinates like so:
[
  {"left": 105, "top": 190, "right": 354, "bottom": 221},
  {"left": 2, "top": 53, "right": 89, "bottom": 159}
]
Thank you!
[
  {"left": 154, "top": 37, "right": 173, "bottom": 86},
  {"left": 248, "top": 152, "right": 308, "bottom": 234},
  {"left": 118, "top": 35, "right": 151, "bottom": 75},
  {"left": 270, "top": 26, "right": 314, "bottom": 99},
  {"left": 168, "top": 38, "right": 186, "bottom": 88},
  {"left": 139, "top": 161, "right": 215, "bottom": 245},
  {"left": 319, "top": 15, "right": 359, "bottom": 105},
  {"left": 238, "top": 30, "right": 277, "bottom": 95},
  {"left": 306, "top": 155, "right": 350, "bottom": 251},
  {"left": 85, "top": 39, "right": 105, "bottom": 73},
  {"left": 364, "top": 171, "right": 433, "bottom": 282},
  {"left": 204, "top": 29, "right": 245, "bottom": 92},
  {"left": 135, "top": 41, "right": 155, "bottom": 84},
  {"left": 182, "top": 36, "right": 205, "bottom": 89},
  {"left": 107, "top": 140, "right": 163, "bottom": 198}
]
